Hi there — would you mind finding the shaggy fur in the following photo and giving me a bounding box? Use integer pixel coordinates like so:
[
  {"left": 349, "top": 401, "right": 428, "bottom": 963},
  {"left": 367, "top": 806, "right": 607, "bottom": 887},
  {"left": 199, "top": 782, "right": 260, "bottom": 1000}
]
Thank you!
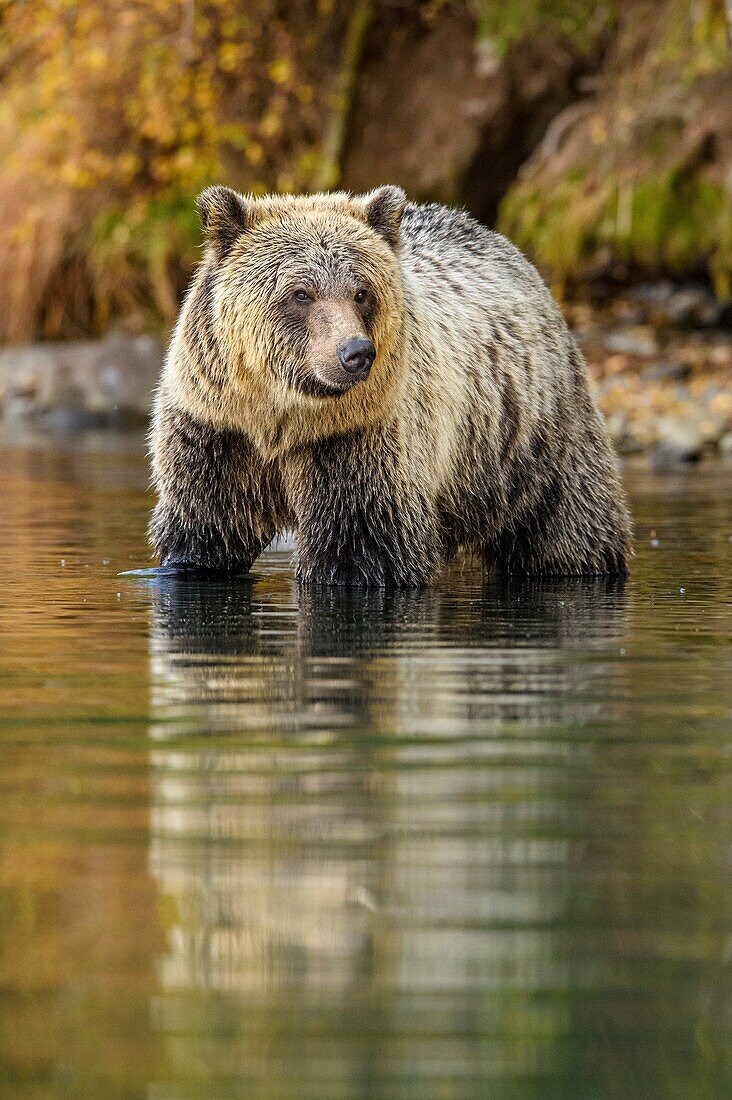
[{"left": 150, "top": 185, "right": 631, "bottom": 586}]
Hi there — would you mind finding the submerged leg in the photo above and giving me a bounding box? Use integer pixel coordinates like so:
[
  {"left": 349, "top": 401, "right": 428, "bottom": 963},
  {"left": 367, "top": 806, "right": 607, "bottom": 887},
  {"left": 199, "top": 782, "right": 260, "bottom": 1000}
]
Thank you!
[
  {"left": 149, "top": 404, "right": 285, "bottom": 574},
  {"left": 288, "top": 429, "right": 441, "bottom": 587},
  {"left": 498, "top": 423, "right": 631, "bottom": 578}
]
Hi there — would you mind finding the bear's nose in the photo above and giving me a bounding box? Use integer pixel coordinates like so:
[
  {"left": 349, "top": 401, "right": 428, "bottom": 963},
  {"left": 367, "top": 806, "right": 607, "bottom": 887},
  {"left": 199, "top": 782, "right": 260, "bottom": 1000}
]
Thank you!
[{"left": 338, "top": 337, "right": 375, "bottom": 376}]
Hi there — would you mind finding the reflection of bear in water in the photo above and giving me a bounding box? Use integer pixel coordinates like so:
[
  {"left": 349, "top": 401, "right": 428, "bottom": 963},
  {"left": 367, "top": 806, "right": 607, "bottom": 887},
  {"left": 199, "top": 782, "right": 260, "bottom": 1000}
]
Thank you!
[
  {"left": 147, "top": 569, "right": 628, "bottom": 1085},
  {"left": 148, "top": 567, "right": 627, "bottom": 1059},
  {"left": 150, "top": 186, "right": 630, "bottom": 586},
  {"left": 151, "top": 568, "right": 627, "bottom": 738}
]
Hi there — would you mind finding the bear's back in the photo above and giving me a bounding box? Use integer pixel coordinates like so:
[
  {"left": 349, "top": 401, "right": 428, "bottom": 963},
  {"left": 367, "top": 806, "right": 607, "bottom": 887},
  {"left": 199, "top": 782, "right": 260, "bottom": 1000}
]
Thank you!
[
  {"left": 397, "top": 200, "right": 566, "bottom": 357},
  {"left": 399, "top": 202, "right": 541, "bottom": 289}
]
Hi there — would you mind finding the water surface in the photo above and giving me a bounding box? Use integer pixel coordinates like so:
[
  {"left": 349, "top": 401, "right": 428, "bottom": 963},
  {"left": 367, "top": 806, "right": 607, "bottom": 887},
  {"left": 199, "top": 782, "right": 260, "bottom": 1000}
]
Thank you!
[{"left": 0, "top": 435, "right": 730, "bottom": 1099}]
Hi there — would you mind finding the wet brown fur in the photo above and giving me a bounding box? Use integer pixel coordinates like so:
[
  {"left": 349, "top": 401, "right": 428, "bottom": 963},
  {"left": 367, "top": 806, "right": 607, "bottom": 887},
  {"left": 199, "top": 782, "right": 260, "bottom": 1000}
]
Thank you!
[{"left": 150, "top": 185, "right": 631, "bottom": 586}]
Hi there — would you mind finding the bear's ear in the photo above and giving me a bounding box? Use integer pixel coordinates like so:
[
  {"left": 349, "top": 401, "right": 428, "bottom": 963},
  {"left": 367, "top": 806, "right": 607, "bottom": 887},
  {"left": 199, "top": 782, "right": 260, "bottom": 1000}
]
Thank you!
[
  {"left": 197, "top": 186, "right": 252, "bottom": 257},
  {"left": 358, "top": 185, "right": 407, "bottom": 248}
]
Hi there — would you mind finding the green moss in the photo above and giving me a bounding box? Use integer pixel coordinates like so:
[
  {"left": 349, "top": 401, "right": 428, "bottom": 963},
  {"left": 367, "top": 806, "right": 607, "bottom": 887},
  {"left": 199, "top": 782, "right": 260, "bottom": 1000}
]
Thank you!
[
  {"left": 707, "top": 196, "right": 732, "bottom": 300},
  {"left": 499, "top": 166, "right": 602, "bottom": 279},
  {"left": 659, "top": 0, "right": 729, "bottom": 75},
  {"left": 497, "top": 0, "right": 732, "bottom": 298},
  {"left": 93, "top": 194, "right": 202, "bottom": 269},
  {"left": 633, "top": 174, "right": 724, "bottom": 269},
  {"left": 499, "top": 166, "right": 732, "bottom": 297},
  {"left": 84, "top": 193, "right": 206, "bottom": 328},
  {"left": 476, "top": 0, "right": 610, "bottom": 53}
]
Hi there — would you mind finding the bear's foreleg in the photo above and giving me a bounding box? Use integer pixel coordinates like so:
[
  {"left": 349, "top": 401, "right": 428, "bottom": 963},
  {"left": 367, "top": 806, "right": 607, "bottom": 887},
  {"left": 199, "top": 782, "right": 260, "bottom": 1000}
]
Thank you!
[
  {"left": 289, "top": 429, "right": 440, "bottom": 587},
  {"left": 149, "top": 404, "right": 284, "bottom": 574}
]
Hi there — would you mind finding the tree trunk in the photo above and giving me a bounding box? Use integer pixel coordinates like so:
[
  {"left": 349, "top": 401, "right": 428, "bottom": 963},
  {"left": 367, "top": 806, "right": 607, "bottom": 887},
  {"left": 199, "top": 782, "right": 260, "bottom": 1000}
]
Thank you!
[{"left": 313, "top": 0, "right": 372, "bottom": 192}]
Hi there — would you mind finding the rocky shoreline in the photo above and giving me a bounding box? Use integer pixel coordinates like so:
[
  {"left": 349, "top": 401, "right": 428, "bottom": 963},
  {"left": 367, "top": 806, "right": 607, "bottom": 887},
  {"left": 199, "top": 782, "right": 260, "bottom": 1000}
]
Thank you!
[
  {"left": 0, "top": 283, "right": 730, "bottom": 464},
  {"left": 569, "top": 283, "right": 731, "bottom": 466},
  {"left": 0, "top": 333, "right": 162, "bottom": 429}
]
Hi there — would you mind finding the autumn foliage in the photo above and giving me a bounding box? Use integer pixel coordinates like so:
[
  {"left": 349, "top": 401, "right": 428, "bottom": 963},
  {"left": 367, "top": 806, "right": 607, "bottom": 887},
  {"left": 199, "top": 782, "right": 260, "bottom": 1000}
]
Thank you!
[
  {"left": 0, "top": 0, "right": 349, "bottom": 340},
  {"left": 0, "top": 1, "right": 730, "bottom": 343}
]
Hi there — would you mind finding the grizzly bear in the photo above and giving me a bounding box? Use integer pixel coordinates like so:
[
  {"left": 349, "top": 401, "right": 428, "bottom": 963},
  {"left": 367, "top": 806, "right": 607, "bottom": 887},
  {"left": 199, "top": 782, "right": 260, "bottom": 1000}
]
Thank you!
[{"left": 149, "top": 185, "right": 631, "bottom": 586}]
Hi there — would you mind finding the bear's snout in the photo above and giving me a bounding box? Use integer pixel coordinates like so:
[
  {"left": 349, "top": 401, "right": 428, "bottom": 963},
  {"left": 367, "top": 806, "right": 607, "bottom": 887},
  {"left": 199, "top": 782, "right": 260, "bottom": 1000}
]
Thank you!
[{"left": 338, "top": 338, "right": 375, "bottom": 380}]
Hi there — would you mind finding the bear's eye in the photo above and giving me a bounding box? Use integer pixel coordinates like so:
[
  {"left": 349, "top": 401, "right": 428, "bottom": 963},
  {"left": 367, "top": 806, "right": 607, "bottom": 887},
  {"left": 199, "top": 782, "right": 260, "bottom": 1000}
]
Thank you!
[
  {"left": 354, "top": 288, "right": 369, "bottom": 305},
  {"left": 293, "top": 289, "right": 312, "bottom": 303}
]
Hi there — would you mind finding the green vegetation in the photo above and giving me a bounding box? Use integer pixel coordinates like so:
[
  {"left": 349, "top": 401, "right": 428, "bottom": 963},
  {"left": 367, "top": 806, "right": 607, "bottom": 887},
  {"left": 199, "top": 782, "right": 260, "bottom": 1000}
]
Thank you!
[
  {"left": 0, "top": 0, "right": 352, "bottom": 339},
  {"left": 498, "top": 0, "right": 732, "bottom": 296},
  {"left": 0, "top": 0, "right": 729, "bottom": 342},
  {"left": 476, "top": 0, "right": 608, "bottom": 53}
]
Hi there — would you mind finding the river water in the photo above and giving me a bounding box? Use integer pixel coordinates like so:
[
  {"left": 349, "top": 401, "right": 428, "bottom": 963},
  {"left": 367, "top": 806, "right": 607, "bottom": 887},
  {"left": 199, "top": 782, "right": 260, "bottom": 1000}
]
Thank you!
[{"left": 0, "top": 433, "right": 730, "bottom": 1099}]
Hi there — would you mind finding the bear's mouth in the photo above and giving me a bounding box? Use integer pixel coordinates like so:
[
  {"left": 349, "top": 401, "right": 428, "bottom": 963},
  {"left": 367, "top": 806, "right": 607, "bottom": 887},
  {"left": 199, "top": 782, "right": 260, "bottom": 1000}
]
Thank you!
[{"left": 296, "top": 372, "right": 366, "bottom": 399}]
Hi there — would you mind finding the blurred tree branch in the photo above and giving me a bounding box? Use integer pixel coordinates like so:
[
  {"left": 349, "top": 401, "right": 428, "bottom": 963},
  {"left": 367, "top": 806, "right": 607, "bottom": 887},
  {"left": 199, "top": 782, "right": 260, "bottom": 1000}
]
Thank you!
[{"left": 313, "top": 0, "right": 372, "bottom": 192}]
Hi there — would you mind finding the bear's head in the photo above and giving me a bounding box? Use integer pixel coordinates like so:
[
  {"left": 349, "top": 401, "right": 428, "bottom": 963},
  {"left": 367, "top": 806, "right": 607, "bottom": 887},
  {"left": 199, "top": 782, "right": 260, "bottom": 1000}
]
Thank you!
[{"left": 195, "top": 185, "right": 407, "bottom": 402}]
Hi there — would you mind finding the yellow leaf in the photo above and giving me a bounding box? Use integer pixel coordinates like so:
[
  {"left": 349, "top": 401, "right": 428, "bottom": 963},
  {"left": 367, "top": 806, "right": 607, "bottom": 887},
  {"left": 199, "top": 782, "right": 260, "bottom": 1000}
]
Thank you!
[{"left": 269, "top": 59, "right": 292, "bottom": 85}]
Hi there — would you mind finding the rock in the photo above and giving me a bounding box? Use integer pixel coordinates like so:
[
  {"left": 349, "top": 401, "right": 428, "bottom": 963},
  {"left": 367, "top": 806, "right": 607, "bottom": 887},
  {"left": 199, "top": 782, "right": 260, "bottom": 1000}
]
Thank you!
[
  {"left": 603, "top": 327, "right": 658, "bottom": 357},
  {"left": 651, "top": 442, "right": 701, "bottom": 469},
  {"left": 651, "top": 416, "right": 705, "bottom": 467},
  {"left": 708, "top": 343, "right": 732, "bottom": 368},
  {"left": 641, "top": 359, "right": 691, "bottom": 382},
  {"left": 629, "top": 282, "right": 729, "bottom": 328},
  {"left": 605, "top": 410, "right": 626, "bottom": 444},
  {"left": 605, "top": 411, "right": 648, "bottom": 455},
  {"left": 695, "top": 415, "right": 726, "bottom": 445},
  {"left": 661, "top": 287, "right": 727, "bottom": 328},
  {"left": 610, "top": 298, "right": 645, "bottom": 326},
  {"left": 0, "top": 333, "right": 163, "bottom": 426},
  {"left": 604, "top": 353, "right": 630, "bottom": 375},
  {"left": 710, "top": 390, "right": 732, "bottom": 418}
]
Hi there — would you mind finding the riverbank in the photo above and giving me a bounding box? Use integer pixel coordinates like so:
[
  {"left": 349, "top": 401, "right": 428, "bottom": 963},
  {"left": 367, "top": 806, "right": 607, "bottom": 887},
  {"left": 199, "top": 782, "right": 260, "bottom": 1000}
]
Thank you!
[
  {"left": 0, "top": 283, "right": 730, "bottom": 463},
  {"left": 570, "top": 282, "right": 732, "bottom": 465}
]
